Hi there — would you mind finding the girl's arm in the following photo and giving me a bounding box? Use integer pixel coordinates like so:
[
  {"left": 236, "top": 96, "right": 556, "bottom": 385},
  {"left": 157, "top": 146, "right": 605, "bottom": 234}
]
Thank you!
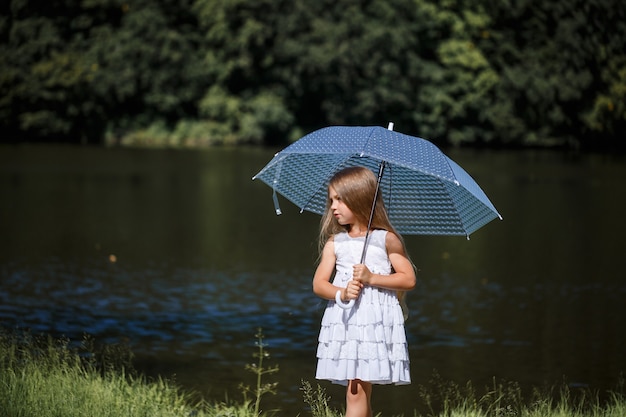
[
  {"left": 312, "top": 238, "right": 363, "bottom": 301},
  {"left": 352, "top": 232, "right": 416, "bottom": 291},
  {"left": 312, "top": 239, "right": 339, "bottom": 300}
]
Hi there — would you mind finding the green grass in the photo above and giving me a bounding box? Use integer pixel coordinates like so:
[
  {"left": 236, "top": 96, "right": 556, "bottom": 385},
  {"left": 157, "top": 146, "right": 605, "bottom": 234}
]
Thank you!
[
  {"left": 1, "top": 328, "right": 624, "bottom": 417},
  {"left": 0, "top": 329, "right": 255, "bottom": 417},
  {"left": 414, "top": 371, "right": 626, "bottom": 417}
]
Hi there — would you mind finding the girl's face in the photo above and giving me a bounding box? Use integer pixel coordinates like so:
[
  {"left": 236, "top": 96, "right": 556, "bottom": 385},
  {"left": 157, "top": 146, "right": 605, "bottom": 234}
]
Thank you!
[{"left": 328, "top": 185, "right": 356, "bottom": 226}]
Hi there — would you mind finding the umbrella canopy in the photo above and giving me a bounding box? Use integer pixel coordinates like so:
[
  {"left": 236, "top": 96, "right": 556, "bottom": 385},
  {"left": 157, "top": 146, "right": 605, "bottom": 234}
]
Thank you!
[{"left": 253, "top": 125, "right": 501, "bottom": 237}]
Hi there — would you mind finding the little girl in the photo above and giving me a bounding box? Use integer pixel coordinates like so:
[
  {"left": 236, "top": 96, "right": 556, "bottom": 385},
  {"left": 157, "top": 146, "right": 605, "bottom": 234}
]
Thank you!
[{"left": 313, "top": 166, "right": 416, "bottom": 417}]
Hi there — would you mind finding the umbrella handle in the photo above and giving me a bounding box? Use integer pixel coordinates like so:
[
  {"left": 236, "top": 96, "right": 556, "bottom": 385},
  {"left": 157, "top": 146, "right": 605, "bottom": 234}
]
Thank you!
[{"left": 335, "top": 290, "right": 355, "bottom": 309}]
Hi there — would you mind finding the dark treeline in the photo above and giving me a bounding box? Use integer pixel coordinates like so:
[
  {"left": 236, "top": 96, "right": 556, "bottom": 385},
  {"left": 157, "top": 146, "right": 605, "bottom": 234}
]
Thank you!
[{"left": 1, "top": 0, "right": 624, "bottom": 149}]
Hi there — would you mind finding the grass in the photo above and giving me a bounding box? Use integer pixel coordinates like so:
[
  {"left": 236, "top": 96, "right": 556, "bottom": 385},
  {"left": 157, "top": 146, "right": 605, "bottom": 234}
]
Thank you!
[
  {"left": 1, "top": 327, "right": 624, "bottom": 417},
  {"left": 0, "top": 331, "right": 191, "bottom": 416},
  {"left": 0, "top": 328, "right": 266, "bottom": 417},
  {"left": 415, "top": 371, "right": 626, "bottom": 417}
]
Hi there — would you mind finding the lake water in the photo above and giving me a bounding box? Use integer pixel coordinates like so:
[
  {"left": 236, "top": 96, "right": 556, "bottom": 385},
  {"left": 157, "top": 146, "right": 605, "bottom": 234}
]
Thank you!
[{"left": 1, "top": 145, "right": 625, "bottom": 415}]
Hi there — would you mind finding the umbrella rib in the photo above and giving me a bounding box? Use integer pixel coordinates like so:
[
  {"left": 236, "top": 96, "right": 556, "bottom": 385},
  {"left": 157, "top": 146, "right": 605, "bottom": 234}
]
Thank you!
[
  {"left": 298, "top": 154, "right": 350, "bottom": 213},
  {"left": 360, "top": 126, "right": 377, "bottom": 157},
  {"left": 432, "top": 153, "right": 469, "bottom": 236}
]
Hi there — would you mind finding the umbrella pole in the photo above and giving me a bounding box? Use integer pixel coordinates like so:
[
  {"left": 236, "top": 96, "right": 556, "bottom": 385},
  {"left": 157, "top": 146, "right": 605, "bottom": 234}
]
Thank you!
[{"left": 360, "top": 161, "right": 386, "bottom": 264}]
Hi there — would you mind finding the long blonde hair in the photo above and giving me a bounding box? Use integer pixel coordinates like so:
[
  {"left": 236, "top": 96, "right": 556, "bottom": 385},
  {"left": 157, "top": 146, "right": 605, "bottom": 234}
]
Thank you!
[{"left": 318, "top": 166, "right": 397, "bottom": 252}]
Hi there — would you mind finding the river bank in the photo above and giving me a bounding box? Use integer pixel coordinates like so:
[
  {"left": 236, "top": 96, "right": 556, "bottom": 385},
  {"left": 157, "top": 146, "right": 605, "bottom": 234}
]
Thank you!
[{"left": 2, "top": 329, "right": 625, "bottom": 417}]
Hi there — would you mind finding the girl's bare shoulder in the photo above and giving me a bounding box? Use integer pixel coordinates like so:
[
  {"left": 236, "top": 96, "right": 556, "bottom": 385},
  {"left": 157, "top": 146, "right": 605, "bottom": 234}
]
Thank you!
[{"left": 384, "top": 231, "right": 404, "bottom": 253}]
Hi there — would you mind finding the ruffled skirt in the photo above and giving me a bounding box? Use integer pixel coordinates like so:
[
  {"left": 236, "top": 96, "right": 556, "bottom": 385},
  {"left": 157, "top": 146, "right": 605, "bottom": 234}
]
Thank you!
[{"left": 315, "top": 286, "right": 411, "bottom": 386}]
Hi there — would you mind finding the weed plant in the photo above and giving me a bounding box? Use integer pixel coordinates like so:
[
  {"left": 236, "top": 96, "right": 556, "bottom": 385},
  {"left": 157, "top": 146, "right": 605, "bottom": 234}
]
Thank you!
[
  {"left": 301, "top": 379, "right": 342, "bottom": 417},
  {"left": 239, "top": 328, "right": 280, "bottom": 416}
]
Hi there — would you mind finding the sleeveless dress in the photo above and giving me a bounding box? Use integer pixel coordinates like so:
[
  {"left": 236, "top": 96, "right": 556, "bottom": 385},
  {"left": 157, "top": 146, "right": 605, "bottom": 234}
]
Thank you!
[{"left": 315, "top": 229, "right": 411, "bottom": 386}]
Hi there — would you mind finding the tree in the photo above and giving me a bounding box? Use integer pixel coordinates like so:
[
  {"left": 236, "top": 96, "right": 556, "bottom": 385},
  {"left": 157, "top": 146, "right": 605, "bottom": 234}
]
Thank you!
[
  {"left": 0, "top": 0, "right": 210, "bottom": 144},
  {"left": 0, "top": 0, "right": 102, "bottom": 142},
  {"left": 479, "top": 0, "right": 626, "bottom": 148},
  {"left": 1, "top": 0, "right": 624, "bottom": 149},
  {"left": 193, "top": 0, "right": 294, "bottom": 145},
  {"left": 88, "top": 0, "right": 209, "bottom": 137}
]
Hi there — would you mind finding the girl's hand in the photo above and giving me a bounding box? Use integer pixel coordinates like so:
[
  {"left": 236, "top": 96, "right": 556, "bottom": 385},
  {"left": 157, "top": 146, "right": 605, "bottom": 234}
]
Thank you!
[
  {"left": 352, "top": 264, "right": 373, "bottom": 285},
  {"left": 344, "top": 279, "right": 363, "bottom": 300}
]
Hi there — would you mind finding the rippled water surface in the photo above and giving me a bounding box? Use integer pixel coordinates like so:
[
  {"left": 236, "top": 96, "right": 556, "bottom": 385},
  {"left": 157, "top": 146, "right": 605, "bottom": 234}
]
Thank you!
[{"left": 1, "top": 145, "right": 625, "bottom": 415}]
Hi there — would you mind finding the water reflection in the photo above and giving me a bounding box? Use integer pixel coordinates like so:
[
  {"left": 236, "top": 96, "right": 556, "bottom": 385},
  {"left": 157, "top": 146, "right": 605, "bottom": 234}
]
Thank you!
[{"left": 1, "top": 146, "right": 625, "bottom": 415}]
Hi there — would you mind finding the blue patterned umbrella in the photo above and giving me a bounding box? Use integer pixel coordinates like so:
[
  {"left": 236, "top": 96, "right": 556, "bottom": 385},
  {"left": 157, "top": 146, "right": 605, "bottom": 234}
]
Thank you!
[{"left": 253, "top": 125, "right": 501, "bottom": 238}]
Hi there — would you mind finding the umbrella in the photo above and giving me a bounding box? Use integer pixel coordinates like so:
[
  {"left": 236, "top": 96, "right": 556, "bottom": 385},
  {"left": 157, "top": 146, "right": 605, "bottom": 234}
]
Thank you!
[
  {"left": 254, "top": 123, "right": 501, "bottom": 309},
  {"left": 253, "top": 124, "right": 501, "bottom": 238}
]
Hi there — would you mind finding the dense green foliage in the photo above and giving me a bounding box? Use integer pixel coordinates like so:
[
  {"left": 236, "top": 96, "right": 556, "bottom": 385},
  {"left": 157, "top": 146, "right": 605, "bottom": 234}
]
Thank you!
[{"left": 1, "top": 0, "right": 624, "bottom": 149}]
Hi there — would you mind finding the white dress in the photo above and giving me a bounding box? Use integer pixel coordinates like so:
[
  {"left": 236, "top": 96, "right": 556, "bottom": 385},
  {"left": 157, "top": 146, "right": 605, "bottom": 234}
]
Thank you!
[{"left": 315, "top": 229, "right": 411, "bottom": 386}]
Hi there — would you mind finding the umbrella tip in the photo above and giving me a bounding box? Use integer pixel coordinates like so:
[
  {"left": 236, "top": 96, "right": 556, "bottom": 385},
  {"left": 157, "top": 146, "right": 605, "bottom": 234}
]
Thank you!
[{"left": 387, "top": 122, "right": 394, "bottom": 131}]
